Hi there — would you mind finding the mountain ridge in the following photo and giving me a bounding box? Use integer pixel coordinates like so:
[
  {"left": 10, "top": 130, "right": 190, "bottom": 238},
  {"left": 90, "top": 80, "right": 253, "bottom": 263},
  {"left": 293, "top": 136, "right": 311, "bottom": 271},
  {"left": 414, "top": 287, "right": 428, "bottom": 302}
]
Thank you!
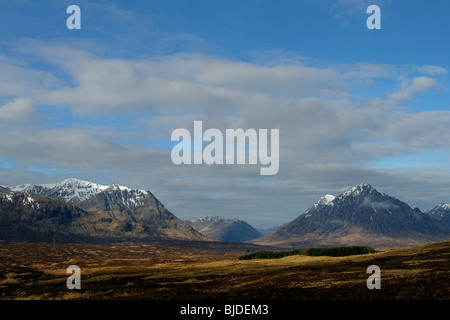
[
  {"left": 2, "top": 178, "right": 207, "bottom": 242},
  {"left": 2, "top": 180, "right": 449, "bottom": 247},
  {"left": 10, "top": 178, "right": 109, "bottom": 204}
]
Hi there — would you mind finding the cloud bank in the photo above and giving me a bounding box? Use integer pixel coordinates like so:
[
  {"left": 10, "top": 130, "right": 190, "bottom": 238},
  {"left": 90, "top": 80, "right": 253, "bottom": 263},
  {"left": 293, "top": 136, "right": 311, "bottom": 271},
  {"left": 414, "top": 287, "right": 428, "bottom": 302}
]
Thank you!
[{"left": 0, "top": 41, "right": 449, "bottom": 228}]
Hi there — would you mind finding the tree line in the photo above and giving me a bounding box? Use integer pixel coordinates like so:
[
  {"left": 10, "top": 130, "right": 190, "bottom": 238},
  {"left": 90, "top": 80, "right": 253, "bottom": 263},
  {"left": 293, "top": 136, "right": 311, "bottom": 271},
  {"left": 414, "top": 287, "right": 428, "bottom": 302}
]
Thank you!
[{"left": 238, "top": 246, "right": 375, "bottom": 260}]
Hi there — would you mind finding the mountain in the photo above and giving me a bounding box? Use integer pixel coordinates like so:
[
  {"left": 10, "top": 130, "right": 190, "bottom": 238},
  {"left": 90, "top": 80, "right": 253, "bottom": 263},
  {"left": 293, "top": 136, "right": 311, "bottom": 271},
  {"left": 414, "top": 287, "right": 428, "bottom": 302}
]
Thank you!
[
  {"left": 251, "top": 183, "right": 450, "bottom": 249},
  {"left": 186, "top": 216, "right": 262, "bottom": 242},
  {"left": 2, "top": 179, "right": 206, "bottom": 242},
  {"left": 77, "top": 184, "right": 206, "bottom": 240},
  {"left": 10, "top": 178, "right": 109, "bottom": 204},
  {"left": 426, "top": 203, "right": 450, "bottom": 228}
]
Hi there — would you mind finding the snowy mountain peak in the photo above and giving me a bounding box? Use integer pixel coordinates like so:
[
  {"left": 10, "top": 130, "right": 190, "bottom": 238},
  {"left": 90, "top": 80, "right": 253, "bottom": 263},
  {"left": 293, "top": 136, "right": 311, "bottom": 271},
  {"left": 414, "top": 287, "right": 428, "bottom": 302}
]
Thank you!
[
  {"left": 339, "top": 183, "right": 381, "bottom": 199},
  {"left": 437, "top": 203, "right": 450, "bottom": 210},
  {"left": 11, "top": 178, "right": 108, "bottom": 203},
  {"left": 426, "top": 203, "right": 450, "bottom": 223},
  {"left": 9, "top": 178, "right": 153, "bottom": 204}
]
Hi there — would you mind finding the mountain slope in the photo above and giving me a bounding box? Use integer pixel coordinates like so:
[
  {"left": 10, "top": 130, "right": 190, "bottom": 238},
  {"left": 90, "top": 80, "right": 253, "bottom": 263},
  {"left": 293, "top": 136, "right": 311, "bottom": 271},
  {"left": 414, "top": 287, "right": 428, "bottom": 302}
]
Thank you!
[
  {"left": 75, "top": 184, "right": 206, "bottom": 240},
  {"left": 251, "top": 183, "right": 450, "bottom": 249},
  {"left": 186, "top": 216, "right": 262, "bottom": 242}
]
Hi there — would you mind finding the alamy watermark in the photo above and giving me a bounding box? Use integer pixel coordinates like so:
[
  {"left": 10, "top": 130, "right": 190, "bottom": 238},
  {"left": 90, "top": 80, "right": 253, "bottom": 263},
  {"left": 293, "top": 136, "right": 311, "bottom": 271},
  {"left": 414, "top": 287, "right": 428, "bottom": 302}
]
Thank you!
[
  {"left": 66, "top": 5, "right": 81, "bottom": 30},
  {"left": 66, "top": 265, "right": 81, "bottom": 289},
  {"left": 171, "top": 121, "right": 279, "bottom": 175},
  {"left": 366, "top": 5, "right": 381, "bottom": 30},
  {"left": 366, "top": 265, "right": 381, "bottom": 289}
]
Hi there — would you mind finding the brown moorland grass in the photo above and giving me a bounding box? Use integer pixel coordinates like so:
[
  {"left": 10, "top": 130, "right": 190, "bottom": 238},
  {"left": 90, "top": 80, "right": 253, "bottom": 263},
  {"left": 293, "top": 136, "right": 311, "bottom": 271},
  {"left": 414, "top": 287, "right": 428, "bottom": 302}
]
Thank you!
[{"left": 0, "top": 240, "right": 448, "bottom": 300}]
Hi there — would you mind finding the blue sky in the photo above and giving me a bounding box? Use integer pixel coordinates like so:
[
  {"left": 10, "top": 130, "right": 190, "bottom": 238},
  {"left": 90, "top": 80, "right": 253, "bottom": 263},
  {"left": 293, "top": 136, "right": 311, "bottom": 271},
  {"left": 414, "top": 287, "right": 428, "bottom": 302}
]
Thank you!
[{"left": 0, "top": 0, "right": 449, "bottom": 228}]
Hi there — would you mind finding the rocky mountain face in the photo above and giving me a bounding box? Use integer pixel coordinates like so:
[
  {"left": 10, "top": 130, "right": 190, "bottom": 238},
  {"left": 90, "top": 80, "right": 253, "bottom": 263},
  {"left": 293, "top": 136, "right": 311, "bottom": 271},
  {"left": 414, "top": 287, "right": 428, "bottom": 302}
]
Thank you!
[
  {"left": 186, "top": 216, "right": 262, "bottom": 242},
  {"left": 426, "top": 203, "right": 450, "bottom": 228},
  {"left": 77, "top": 184, "right": 205, "bottom": 240},
  {"left": 0, "top": 189, "right": 96, "bottom": 242},
  {"left": 1, "top": 179, "right": 206, "bottom": 242},
  {"left": 251, "top": 183, "right": 450, "bottom": 249}
]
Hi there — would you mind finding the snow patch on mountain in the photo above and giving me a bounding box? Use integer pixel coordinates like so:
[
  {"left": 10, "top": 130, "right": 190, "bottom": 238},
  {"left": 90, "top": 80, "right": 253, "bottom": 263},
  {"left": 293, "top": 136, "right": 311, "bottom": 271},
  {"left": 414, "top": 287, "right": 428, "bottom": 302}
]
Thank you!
[
  {"left": 1, "top": 191, "right": 40, "bottom": 209},
  {"left": 319, "top": 194, "right": 336, "bottom": 205},
  {"left": 304, "top": 194, "right": 336, "bottom": 217},
  {"left": 106, "top": 184, "right": 151, "bottom": 209},
  {"left": 438, "top": 203, "right": 450, "bottom": 210}
]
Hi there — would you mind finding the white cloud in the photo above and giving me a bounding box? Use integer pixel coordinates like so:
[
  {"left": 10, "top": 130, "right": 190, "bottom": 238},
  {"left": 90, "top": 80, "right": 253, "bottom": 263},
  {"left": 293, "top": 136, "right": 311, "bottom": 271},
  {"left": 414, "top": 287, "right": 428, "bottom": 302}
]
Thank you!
[
  {"left": 0, "top": 98, "right": 42, "bottom": 123},
  {"left": 388, "top": 76, "right": 437, "bottom": 104},
  {"left": 1, "top": 43, "right": 449, "bottom": 227},
  {"left": 381, "top": 111, "right": 450, "bottom": 149},
  {"left": 415, "top": 65, "right": 448, "bottom": 76}
]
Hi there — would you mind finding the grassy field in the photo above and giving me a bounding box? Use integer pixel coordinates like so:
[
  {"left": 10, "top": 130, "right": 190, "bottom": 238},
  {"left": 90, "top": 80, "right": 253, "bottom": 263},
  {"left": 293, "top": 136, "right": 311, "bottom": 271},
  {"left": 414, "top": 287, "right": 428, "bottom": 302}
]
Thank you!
[{"left": 0, "top": 240, "right": 448, "bottom": 300}]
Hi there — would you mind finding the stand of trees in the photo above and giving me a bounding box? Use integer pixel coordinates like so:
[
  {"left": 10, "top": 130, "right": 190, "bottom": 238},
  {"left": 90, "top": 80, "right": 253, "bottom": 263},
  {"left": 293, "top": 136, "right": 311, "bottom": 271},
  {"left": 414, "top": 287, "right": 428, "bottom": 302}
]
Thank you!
[
  {"left": 306, "top": 246, "right": 375, "bottom": 257},
  {"left": 238, "top": 250, "right": 302, "bottom": 260},
  {"left": 238, "top": 246, "right": 375, "bottom": 260}
]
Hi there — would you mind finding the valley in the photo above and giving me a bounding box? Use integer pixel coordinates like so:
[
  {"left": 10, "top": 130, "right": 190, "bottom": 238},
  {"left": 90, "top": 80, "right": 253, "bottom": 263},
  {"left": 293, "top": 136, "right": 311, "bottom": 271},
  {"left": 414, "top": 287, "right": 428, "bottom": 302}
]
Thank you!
[
  {"left": 0, "top": 240, "right": 448, "bottom": 300},
  {"left": 1, "top": 179, "right": 449, "bottom": 303}
]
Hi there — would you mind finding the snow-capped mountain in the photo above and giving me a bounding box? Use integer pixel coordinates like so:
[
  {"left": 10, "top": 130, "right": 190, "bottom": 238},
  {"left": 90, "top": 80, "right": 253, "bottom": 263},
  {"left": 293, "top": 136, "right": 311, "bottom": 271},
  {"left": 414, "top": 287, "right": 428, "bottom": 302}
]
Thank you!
[
  {"left": 186, "top": 216, "right": 262, "bottom": 242},
  {"left": 426, "top": 203, "right": 450, "bottom": 228},
  {"left": 10, "top": 178, "right": 109, "bottom": 204},
  {"left": 2, "top": 178, "right": 206, "bottom": 242},
  {"left": 252, "top": 183, "right": 450, "bottom": 249}
]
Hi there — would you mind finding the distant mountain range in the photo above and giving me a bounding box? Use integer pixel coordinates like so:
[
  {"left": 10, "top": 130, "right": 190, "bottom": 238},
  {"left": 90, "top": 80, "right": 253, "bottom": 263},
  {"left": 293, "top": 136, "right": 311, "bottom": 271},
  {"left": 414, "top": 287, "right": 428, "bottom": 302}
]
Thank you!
[
  {"left": 1, "top": 180, "right": 449, "bottom": 248},
  {"left": 1, "top": 178, "right": 206, "bottom": 242},
  {"left": 186, "top": 216, "right": 262, "bottom": 242},
  {"left": 251, "top": 183, "right": 450, "bottom": 248}
]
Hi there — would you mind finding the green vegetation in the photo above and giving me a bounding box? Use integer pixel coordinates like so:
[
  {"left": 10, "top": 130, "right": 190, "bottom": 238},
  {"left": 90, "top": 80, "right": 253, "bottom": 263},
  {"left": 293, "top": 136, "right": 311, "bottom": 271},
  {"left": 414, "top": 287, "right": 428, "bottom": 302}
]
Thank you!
[
  {"left": 238, "top": 246, "right": 375, "bottom": 260},
  {"left": 238, "top": 249, "right": 303, "bottom": 260}
]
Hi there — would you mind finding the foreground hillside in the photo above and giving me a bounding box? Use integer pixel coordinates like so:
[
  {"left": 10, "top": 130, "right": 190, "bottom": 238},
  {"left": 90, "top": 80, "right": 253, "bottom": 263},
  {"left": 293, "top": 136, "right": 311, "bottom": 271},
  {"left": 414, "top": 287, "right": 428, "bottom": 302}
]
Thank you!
[{"left": 0, "top": 240, "right": 448, "bottom": 300}]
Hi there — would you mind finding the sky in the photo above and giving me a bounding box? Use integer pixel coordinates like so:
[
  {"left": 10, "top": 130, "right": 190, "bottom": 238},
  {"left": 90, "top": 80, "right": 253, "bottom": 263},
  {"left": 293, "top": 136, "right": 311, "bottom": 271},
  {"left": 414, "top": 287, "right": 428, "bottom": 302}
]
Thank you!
[{"left": 0, "top": 0, "right": 449, "bottom": 229}]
